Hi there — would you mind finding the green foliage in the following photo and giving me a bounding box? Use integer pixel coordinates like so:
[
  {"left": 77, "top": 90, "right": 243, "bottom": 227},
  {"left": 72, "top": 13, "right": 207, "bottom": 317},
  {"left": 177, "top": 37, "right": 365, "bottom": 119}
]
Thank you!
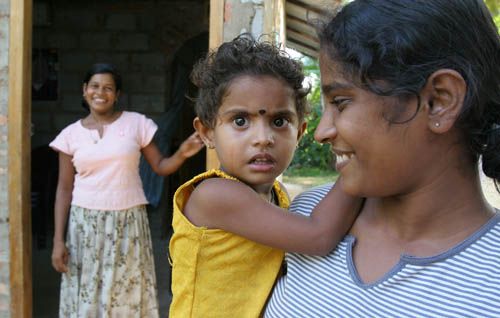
[
  {"left": 289, "top": 56, "right": 335, "bottom": 171},
  {"left": 485, "top": 0, "right": 500, "bottom": 31}
]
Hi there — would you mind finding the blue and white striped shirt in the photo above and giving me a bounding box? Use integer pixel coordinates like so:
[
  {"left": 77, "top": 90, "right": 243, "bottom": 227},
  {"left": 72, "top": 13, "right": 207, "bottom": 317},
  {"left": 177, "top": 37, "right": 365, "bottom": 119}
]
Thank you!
[{"left": 266, "top": 184, "right": 500, "bottom": 318}]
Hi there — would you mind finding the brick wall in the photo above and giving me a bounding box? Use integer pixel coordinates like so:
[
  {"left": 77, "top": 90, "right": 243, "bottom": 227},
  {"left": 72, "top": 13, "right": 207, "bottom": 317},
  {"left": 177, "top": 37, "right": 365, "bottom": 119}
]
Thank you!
[{"left": 31, "top": 0, "right": 208, "bottom": 149}]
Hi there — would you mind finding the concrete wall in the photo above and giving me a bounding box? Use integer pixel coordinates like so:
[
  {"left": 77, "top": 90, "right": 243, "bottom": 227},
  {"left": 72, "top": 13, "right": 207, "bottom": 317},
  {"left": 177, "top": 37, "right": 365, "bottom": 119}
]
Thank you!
[
  {"left": 0, "top": 0, "right": 10, "bottom": 315},
  {"left": 223, "top": 0, "right": 266, "bottom": 41}
]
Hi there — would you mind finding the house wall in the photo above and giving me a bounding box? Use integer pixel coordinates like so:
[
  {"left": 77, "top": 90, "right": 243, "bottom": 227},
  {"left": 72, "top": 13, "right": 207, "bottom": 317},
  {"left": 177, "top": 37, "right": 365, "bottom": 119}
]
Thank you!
[{"left": 0, "top": 0, "right": 11, "bottom": 315}]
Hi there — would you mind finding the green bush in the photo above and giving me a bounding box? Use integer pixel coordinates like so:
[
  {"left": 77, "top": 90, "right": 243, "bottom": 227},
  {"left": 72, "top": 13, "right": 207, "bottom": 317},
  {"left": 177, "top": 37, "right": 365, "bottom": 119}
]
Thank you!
[
  {"left": 485, "top": 0, "right": 500, "bottom": 31},
  {"left": 290, "top": 56, "right": 335, "bottom": 171}
]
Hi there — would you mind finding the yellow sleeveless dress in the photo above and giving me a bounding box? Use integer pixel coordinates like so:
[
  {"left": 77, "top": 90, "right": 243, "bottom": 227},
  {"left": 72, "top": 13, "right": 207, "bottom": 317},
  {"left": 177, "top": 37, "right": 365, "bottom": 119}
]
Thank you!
[{"left": 169, "top": 169, "right": 290, "bottom": 318}]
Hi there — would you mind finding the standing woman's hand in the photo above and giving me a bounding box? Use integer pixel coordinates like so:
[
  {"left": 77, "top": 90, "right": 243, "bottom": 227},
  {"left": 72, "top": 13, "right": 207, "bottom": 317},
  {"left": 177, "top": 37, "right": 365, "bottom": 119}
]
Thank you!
[
  {"left": 178, "top": 132, "right": 205, "bottom": 159},
  {"left": 142, "top": 131, "right": 205, "bottom": 176},
  {"left": 52, "top": 240, "right": 69, "bottom": 273}
]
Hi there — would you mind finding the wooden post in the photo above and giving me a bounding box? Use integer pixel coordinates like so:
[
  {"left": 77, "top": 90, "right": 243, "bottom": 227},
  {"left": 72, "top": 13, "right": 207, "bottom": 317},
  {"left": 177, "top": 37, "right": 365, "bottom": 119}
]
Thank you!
[
  {"left": 8, "top": 0, "right": 32, "bottom": 316},
  {"left": 206, "top": 0, "right": 224, "bottom": 170}
]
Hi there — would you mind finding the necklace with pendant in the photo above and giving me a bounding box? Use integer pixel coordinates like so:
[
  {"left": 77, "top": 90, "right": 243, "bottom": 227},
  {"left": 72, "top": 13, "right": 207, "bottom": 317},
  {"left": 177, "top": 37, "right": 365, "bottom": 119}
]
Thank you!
[{"left": 88, "top": 111, "right": 116, "bottom": 144}]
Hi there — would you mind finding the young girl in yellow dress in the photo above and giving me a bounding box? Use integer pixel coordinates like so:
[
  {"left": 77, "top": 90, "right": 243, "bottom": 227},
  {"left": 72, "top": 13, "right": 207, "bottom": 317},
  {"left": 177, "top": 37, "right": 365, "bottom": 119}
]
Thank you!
[{"left": 168, "top": 34, "right": 362, "bottom": 318}]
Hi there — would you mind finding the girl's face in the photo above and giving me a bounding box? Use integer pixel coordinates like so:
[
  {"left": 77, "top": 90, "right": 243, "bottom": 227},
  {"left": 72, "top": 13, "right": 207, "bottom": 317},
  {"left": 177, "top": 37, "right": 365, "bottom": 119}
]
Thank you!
[
  {"left": 83, "top": 73, "right": 119, "bottom": 115},
  {"left": 316, "top": 51, "right": 431, "bottom": 197},
  {"left": 196, "top": 75, "right": 306, "bottom": 194}
]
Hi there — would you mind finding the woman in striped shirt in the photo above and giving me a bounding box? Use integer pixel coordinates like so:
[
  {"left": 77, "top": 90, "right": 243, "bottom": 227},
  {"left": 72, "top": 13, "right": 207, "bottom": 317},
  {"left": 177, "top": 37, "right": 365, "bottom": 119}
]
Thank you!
[{"left": 266, "top": 0, "right": 500, "bottom": 316}]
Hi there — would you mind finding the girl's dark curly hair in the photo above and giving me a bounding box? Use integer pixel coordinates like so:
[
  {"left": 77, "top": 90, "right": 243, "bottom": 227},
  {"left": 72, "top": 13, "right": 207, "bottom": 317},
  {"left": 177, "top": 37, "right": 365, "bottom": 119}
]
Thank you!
[{"left": 191, "top": 34, "right": 310, "bottom": 128}]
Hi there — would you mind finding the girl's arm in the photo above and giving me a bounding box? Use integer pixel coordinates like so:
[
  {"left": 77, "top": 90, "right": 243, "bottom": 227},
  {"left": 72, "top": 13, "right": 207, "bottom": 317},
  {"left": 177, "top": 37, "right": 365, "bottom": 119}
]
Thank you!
[
  {"left": 51, "top": 152, "right": 75, "bottom": 273},
  {"left": 184, "top": 178, "right": 361, "bottom": 256},
  {"left": 141, "top": 132, "right": 204, "bottom": 176}
]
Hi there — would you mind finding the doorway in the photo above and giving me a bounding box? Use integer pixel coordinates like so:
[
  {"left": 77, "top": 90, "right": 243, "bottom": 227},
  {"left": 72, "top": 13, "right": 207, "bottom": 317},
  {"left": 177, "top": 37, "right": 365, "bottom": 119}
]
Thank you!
[{"left": 30, "top": 1, "right": 208, "bottom": 316}]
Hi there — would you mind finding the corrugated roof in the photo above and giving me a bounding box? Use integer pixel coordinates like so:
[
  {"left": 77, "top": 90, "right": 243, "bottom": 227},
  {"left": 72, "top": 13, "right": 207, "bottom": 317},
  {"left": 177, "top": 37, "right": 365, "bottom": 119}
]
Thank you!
[{"left": 285, "top": 0, "right": 342, "bottom": 58}]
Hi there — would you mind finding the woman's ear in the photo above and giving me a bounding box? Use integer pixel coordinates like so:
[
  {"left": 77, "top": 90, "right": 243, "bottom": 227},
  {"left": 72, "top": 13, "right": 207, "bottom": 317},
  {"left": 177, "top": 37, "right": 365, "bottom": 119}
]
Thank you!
[
  {"left": 421, "top": 69, "right": 466, "bottom": 133},
  {"left": 193, "top": 117, "right": 215, "bottom": 149},
  {"left": 82, "top": 83, "right": 87, "bottom": 96}
]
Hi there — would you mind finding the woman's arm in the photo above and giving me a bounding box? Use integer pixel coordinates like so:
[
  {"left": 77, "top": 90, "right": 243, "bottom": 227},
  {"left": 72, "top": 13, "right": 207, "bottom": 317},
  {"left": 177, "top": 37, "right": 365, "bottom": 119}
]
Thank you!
[
  {"left": 141, "top": 132, "right": 204, "bottom": 176},
  {"left": 184, "top": 178, "right": 361, "bottom": 256},
  {"left": 51, "top": 152, "right": 75, "bottom": 273}
]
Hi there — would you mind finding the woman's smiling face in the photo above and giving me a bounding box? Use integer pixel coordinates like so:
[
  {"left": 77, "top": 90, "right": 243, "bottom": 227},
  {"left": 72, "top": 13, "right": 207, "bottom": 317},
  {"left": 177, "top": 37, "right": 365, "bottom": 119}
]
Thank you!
[
  {"left": 83, "top": 73, "right": 119, "bottom": 115},
  {"left": 316, "top": 51, "right": 430, "bottom": 197}
]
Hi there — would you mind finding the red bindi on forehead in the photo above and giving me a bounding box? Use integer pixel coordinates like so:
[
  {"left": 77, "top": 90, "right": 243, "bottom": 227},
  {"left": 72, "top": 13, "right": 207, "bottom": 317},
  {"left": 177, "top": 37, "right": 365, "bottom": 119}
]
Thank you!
[{"left": 259, "top": 109, "right": 266, "bottom": 115}]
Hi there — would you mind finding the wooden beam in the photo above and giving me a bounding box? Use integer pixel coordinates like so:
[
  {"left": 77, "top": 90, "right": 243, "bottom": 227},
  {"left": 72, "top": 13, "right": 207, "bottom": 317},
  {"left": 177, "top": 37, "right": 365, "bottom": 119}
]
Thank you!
[
  {"left": 286, "top": 15, "right": 318, "bottom": 38},
  {"left": 209, "top": 0, "right": 224, "bottom": 51},
  {"left": 285, "top": 1, "right": 324, "bottom": 22},
  {"left": 8, "top": 0, "right": 32, "bottom": 317},
  {"left": 206, "top": 0, "right": 224, "bottom": 170},
  {"left": 286, "top": 41, "right": 319, "bottom": 58},
  {"left": 286, "top": 28, "right": 320, "bottom": 50}
]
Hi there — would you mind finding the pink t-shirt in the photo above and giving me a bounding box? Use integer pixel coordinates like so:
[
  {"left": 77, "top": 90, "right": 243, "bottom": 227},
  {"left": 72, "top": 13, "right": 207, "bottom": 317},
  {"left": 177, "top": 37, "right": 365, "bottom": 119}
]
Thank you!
[{"left": 49, "top": 111, "right": 158, "bottom": 210}]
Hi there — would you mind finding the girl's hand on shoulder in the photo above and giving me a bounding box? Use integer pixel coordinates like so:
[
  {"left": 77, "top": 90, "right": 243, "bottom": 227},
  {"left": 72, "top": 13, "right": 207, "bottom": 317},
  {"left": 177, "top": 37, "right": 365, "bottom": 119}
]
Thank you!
[
  {"left": 179, "top": 132, "right": 205, "bottom": 159},
  {"left": 51, "top": 240, "right": 69, "bottom": 273}
]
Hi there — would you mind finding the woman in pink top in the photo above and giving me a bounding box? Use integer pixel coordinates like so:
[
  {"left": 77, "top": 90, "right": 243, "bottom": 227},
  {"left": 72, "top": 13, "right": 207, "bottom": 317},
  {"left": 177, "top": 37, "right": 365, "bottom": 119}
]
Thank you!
[{"left": 49, "top": 63, "right": 204, "bottom": 318}]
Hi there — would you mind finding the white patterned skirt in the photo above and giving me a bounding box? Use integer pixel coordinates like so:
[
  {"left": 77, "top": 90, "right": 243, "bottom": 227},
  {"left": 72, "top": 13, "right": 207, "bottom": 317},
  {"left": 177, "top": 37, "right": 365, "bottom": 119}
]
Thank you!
[{"left": 59, "top": 205, "right": 159, "bottom": 318}]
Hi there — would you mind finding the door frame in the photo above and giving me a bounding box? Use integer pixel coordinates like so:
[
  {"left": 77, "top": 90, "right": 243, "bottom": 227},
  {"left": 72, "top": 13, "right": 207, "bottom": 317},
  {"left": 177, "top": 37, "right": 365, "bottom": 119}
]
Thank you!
[{"left": 8, "top": 0, "right": 33, "bottom": 317}]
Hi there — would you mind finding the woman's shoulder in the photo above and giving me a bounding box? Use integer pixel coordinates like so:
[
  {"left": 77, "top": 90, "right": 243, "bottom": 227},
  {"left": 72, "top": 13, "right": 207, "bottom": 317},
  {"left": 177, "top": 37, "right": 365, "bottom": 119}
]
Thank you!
[
  {"left": 293, "top": 183, "right": 335, "bottom": 203},
  {"left": 289, "top": 183, "right": 335, "bottom": 216},
  {"left": 49, "top": 119, "right": 84, "bottom": 153},
  {"left": 121, "top": 111, "right": 149, "bottom": 120},
  {"left": 486, "top": 212, "right": 500, "bottom": 233},
  {"left": 119, "top": 111, "right": 156, "bottom": 128},
  {"left": 58, "top": 119, "right": 83, "bottom": 135}
]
